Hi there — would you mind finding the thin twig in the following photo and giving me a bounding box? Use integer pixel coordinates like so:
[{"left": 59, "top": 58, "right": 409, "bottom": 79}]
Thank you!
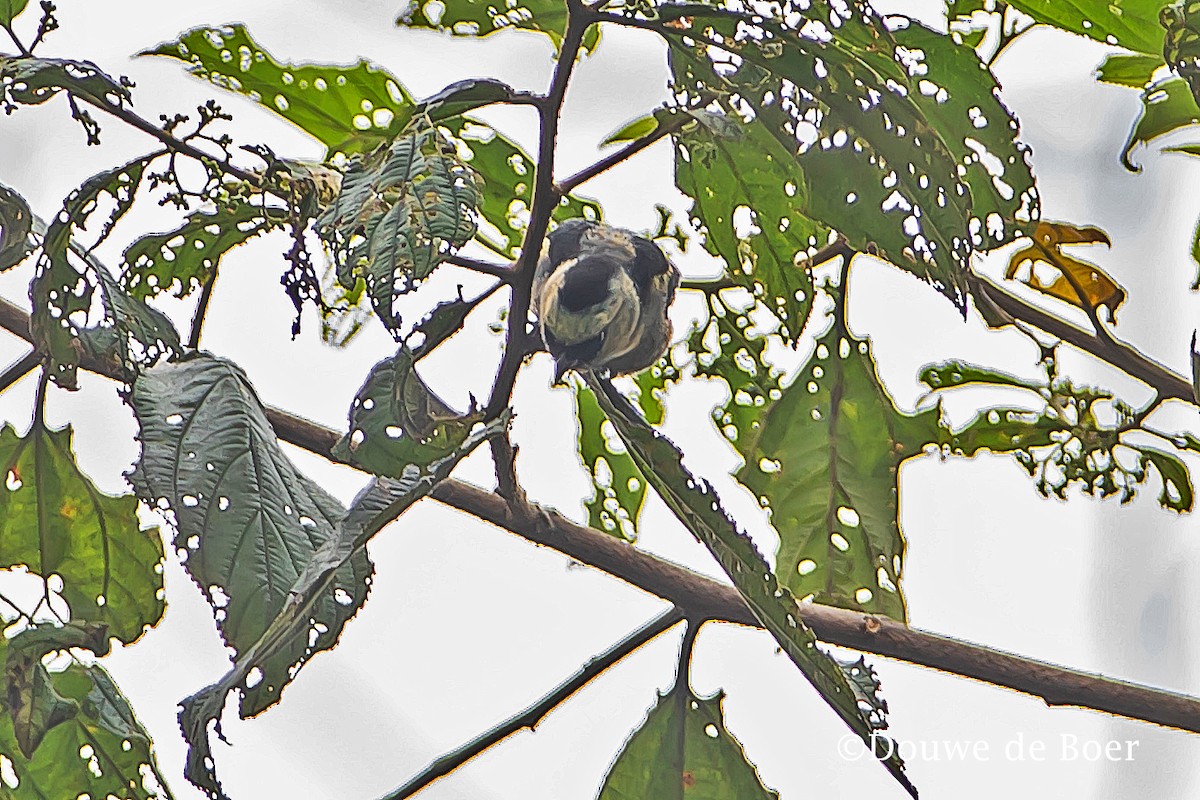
[
  {"left": 483, "top": 0, "right": 593, "bottom": 421},
  {"left": 443, "top": 253, "right": 514, "bottom": 281},
  {"left": 379, "top": 607, "right": 686, "bottom": 800},
  {"left": 0, "top": 349, "right": 40, "bottom": 395},
  {"left": 554, "top": 113, "right": 685, "bottom": 197},
  {"left": 187, "top": 267, "right": 219, "bottom": 350},
  {"left": 968, "top": 274, "right": 1194, "bottom": 402},
  {"left": 84, "top": 96, "right": 261, "bottom": 185}
]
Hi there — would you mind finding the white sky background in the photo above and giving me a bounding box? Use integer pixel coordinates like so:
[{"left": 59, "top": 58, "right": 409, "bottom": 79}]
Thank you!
[{"left": 2, "top": 1, "right": 1200, "bottom": 798}]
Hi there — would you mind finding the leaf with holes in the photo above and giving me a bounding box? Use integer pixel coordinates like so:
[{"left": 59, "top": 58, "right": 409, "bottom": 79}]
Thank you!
[
  {"left": 999, "top": 0, "right": 1166, "bottom": 54},
  {"left": 923, "top": 359, "right": 1192, "bottom": 510},
  {"left": 334, "top": 347, "right": 481, "bottom": 477},
  {"left": 179, "top": 420, "right": 502, "bottom": 800},
  {"left": 33, "top": 161, "right": 142, "bottom": 389},
  {"left": 32, "top": 160, "right": 180, "bottom": 389},
  {"left": 0, "top": 56, "right": 131, "bottom": 110},
  {"left": 1004, "top": 221, "right": 1124, "bottom": 319},
  {"left": 439, "top": 116, "right": 602, "bottom": 258},
  {"left": 127, "top": 354, "right": 373, "bottom": 717},
  {"left": 574, "top": 381, "right": 646, "bottom": 541},
  {"left": 731, "top": 305, "right": 939, "bottom": 622},
  {"left": 589, "top": 376, "right": 915, "bottom": 798},
  {"left": 0, "top": 422, "right": 166, "bottom": 646},
  {"left": 145, "top": 24, "right": 414, "bottom": 156},
  {"left": 397, "top": 0, "right": 600, "bottom": 52},
  {"left": 599, "top": 685, "right": 778, "bottom": 800},
  {"left": 672, "top": 102, "right": 824, "bottom": 343},
  {"left": 123, "top": 200, "right": 287, "bottom": 299},
  {"left": 665, "top": 4, "right": 1037, "bottom": 318},
  {"left": 1132, "top": 445, "right": 1193, "bottom": 512},
  {"left": 0, "top": 182, "right": 32, "bottom": 271},
  {"left": 920, "top": 359, "right": 1046, "bottom": 393},
  {"left": 0, "top": 635, "right": 167, "bottom": 800},
  {"left": 317, "top": 122, "right": 480, "bottom": 330},
  {"left": 1120, "top": 76, "right": 1200, "bottom": 170},
  {"left": 79, "top": 263, "right": 183, "bottom": 384}
]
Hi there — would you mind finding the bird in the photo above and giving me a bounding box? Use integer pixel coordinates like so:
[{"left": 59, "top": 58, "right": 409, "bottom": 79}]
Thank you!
[{"left": 532, "top": 219, "right": 680, "bottom": 383}]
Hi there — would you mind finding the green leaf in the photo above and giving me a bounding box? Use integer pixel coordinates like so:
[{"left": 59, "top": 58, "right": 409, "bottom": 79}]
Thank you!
[
  {"left": 1133, "top": 444, "right": 1194, "bottom": 512},
  {"left": 919, "top": 360, "right": 1045, "bottom": 392},
  {"left": 0, "top": 637, "right": 167, "bottom": 800},
  {"left": 0, "top": 56, "right": 131, "bottom": 144},
  {"left": 179, "top": 420, "right": 502, "bottom": 800},
  {"left": 33, "top": 161, "right": 143, "bottom": 389},
  {"left": 416, "top": 77, "right": 518, "bottom": 120},
  {"left": 1167, "top": 142, "right": 1200, "bottom": 156},
  {"left": 144, "top": 24, "right": 414, "bottom": 156},
  {"left": 317, "top": 122, "right": 480, "bottom": 330},
  {"left": 3, "top": 623, "right": 96, "bottom": 758},
  {"left": 733, "top": 309, "right": 939, "bottom": 622},
  {"left": 1095, "top": 52, "right": 1164, "bottom": 88},
  {"left": 589, "top": 377, "right": 915, "bottom": 798},
  {"left": 333, "top": 347, "right": 482, "bottom": 476},
  {"left": 632, "top": 357, "right": 676, "bottom": 426},
  {"left": 0, "top": 0, "right": 29, "bottom": 25},
  {"left": 1001, "top": 0, "right": 1167, "bottom": 54},
  {"left": 666, "top": 6, "right": 1037, "bottom": 322},
  {"left": 409, "top": 287, "right": 480, "bottom": 357},
  {"left": 123, "top": 200, "right": 287, "bottom": 299},
  {"left": 31, "top": 160, "right": 181, "bottom": 388},
  {"left": 439, "top": 116, "right": 602, "bottom": 258},
  {"left": 397, "top": 0, "right": 599, "bottom": 52},
  {"left": 602, "top": 113, "right": 660, "bottom": 147},
  {"left": 127, "top": 354, "right": 373, "bottom": 717},
  {"left": 79, "top": 263, "right": 183, "bottom": 383},
  {"left": 672, "top": 104, "right": 822, "bottom": 343},
  {"left": 599, "top": 686, "right": 777, "bottom": 800},
  {"left": 1121, "top": 76, "right": 1200, "bottom": 170},
  {"left": 574, "top": 381, "right": 646, "bottom": 541},
  {"left": 0, "top": 55, "right": 130, "bottom": 108},
  {"left": 0, "top": 182, "right": 32, "bottom": 271},
  {"left": 0, "top": 422, "right": 166, "bottom": 645}
]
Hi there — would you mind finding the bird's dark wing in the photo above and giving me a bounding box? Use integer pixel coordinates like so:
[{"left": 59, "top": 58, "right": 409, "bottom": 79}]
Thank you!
[{"left": 628, "top": 235, "right": 673, "bottom": 300}]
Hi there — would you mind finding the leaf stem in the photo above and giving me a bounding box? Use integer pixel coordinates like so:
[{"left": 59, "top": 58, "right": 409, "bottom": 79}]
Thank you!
[
  {"left": 0, "top": 21, "right": 30, "bottom": 56},
  {"left": 378, "top": 607, "right": 686, "bottom": 800},
  {"left": 187, "top": 266, "right": 219, "bottom": 350}
]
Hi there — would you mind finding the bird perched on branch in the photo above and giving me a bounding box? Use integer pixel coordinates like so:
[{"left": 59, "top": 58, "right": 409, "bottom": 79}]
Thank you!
[{"left": 533, "top": 219, "right": 680, "bottom": 383}]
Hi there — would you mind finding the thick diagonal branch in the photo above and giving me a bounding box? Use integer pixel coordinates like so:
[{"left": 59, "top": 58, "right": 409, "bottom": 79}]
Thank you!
[{"left": 2, "top": 295, "right": 1199, "bottom": 733}]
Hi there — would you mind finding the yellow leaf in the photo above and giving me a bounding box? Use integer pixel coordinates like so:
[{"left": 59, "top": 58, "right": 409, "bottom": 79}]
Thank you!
[{"left": 1004, "top": 221, "right": 1125, "bottom": 320}]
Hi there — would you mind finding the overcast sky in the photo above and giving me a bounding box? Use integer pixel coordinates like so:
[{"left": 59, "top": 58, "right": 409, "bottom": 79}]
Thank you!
[{"left": 3, "top": 2, "right": 1200, "bottom": 799}]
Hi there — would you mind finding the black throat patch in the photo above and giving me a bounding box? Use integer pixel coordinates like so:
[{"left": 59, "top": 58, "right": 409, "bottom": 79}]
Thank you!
[{"left": 558, "top": 255, "right": 619, "bottom": 312}]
